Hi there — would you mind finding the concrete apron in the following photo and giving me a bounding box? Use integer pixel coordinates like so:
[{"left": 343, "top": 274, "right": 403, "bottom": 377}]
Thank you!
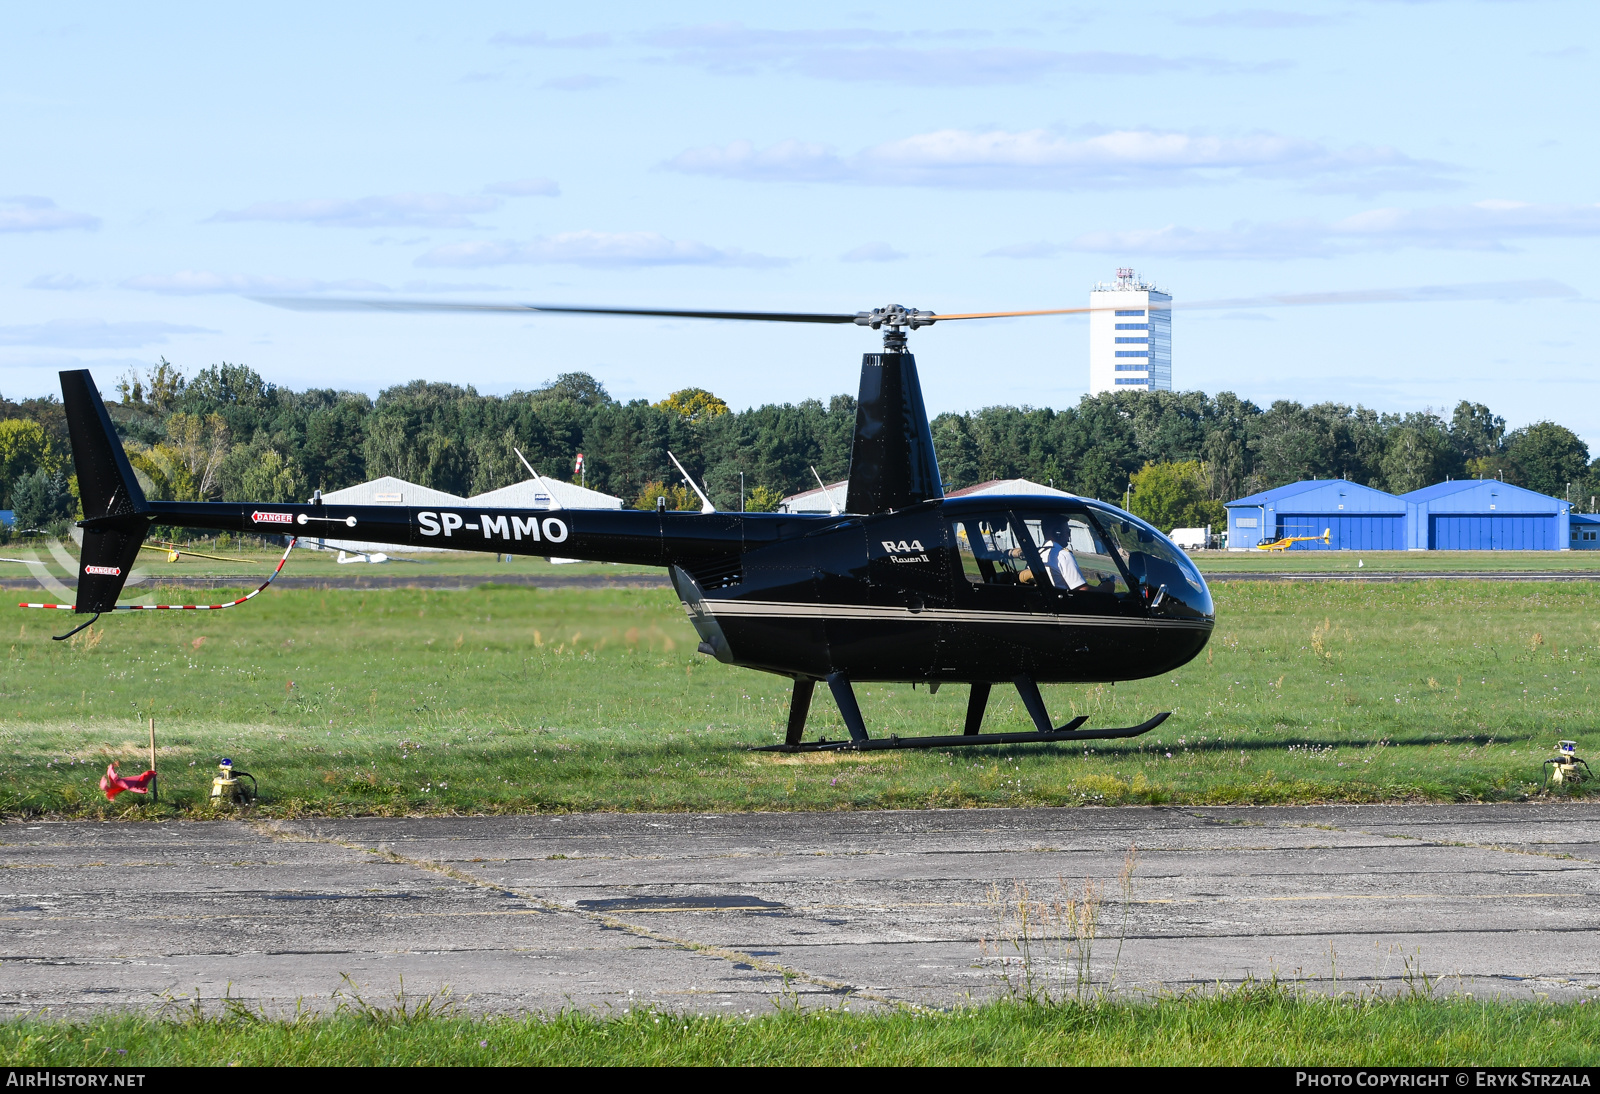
[{"left": 2, "top": 803, "right": 1597, "bottom": 1017}]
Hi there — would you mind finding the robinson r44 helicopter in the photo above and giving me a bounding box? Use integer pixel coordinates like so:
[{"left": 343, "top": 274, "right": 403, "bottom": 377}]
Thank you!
[{"left": 41, "top": 300, "right": 1215, "bottom": 751}]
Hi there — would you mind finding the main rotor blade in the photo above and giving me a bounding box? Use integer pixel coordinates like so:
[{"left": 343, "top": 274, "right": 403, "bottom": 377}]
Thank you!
[
  {"left": 928, "top": 306, "right": 1095, "bottom": 321},
  {"left": 255, "top": 297, "right": 859, "bottom": 324}
]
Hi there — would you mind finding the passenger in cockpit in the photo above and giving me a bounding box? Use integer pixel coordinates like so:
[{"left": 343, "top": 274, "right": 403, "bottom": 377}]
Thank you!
[{"left": 1014, "top": 515, "right": 1089, "bottom": 591}]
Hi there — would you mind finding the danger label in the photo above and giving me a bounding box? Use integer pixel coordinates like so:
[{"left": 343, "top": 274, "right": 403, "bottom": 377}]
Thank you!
[
  {"left": 84, "top": 564, "right": 122, "bottom": 576},
  {"left": 252, "top": 511, "right": 294, "bottom": 525}
]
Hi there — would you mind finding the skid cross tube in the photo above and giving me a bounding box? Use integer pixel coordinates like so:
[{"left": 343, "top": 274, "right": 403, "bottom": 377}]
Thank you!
[{"left": 751, "top": 712, "right": 1170, "bottom": 753}]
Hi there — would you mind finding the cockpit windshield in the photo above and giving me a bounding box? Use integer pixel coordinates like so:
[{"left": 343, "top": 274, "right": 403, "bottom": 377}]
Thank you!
[{"left": 1081, "top": 502, "right": 1214, "bottom": 620}]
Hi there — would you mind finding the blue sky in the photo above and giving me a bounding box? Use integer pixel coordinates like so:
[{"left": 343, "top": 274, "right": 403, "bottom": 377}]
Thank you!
[{"left": 2, "top": 1, "right": 1596, "bottom": 443}]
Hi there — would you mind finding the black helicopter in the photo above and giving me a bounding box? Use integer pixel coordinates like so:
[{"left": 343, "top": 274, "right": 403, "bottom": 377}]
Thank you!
[{"left": 49, "top": 301, "right": 1214, "bottom": 751}]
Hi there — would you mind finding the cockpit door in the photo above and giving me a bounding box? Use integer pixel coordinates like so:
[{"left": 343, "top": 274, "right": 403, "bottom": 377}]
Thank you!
[{"left": 942, "top": 511, "right": 1057, "bottom": 674}]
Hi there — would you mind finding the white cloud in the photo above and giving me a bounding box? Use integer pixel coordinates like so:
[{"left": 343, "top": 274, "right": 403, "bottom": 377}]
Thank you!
[
  {"left": 0, "top": 319, "right": 211, "bottom": 349},
  {"left": 669, "top": 139, "right": 845, "bottom": 183},
  {"left": 27, "top": 273, "right": 95, "bottom": 291},
  {"left": 399, "top": 280, "right": 512, "bottom": 293},
  {"left": 667, "top": 128, "right": 1455, "bottom": 193},
  {"left": 541, "top": 74, "right": 618, "bottom": 91},
  {"left": 1177, "top": 9, "right": 1336, "bottom": 28},
  {"left": 840, "top": 241, "right": 907, "bottom": 262},
  {"left": 122, "top": 271, "right": 390, "bottom": 295},
  {"left": 208, "top": 193, "right": 502, "bottom": 229},
  {"left": 1181, "top": 280, "right": 1581, "bottom": 309},
  {"left": 1064, "top": 220, "right": 1330, "bottom": 259},
  {"left": 485, "top": 177, "right": 560, "bottom": 196},
  {"left": 1332, "top": 200, "right": 1600, "bottom": 248},
  {"left": 415, "top": 231, "right": 787, "bottom": 268},
  {"left": 642, "top": 23, "right": 1275, "bottom": 85},
  {"left": 0, "top": 196, "right": 100, "bottom": 232},
  {"left": 983, "top": 241, "right": 1066, "bottom": 259},
  {"left": 1039, "top": 200, "right": 1600, "bottom": 259},
  {"left": 490, "top": 30, "right": 612, "bottom": 48}
]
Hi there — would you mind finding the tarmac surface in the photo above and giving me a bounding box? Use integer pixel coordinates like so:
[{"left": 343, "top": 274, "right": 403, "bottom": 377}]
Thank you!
[{"left": 3, "top": 804, "right": 1598, "bottom": 1017}]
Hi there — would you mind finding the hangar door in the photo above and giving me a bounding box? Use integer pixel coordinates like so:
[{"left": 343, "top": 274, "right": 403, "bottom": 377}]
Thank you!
[
  {"left": 1279, "top": 514, "right": 1404, "bottom": 551},
  {"left": 1429, "top": 515, "right": 1556, "bottom": 550}
]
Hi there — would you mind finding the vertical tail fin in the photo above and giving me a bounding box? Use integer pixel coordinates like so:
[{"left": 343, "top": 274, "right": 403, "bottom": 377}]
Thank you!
[
  {"left": 59, "top": 371, "right": 150, "bottom": 613},
  {"left": 62, "top": 370, "right": 148, "bottom": 520},
  {"left": 844, "top": 351, "right": 944, "bottom": 515}
]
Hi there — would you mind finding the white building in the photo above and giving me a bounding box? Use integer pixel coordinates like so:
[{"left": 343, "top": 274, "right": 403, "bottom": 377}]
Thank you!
[
  {"left": 781, "top": 477, "right": 1073, "bottom": 513},
  {"left": 468, "top": 477, "right": 622, "bottom": 511},
  {"left": 305, "top": 475, "right": 466, "bottom": 554},
  {"left": 946, "top": 478, "right": 1075, "bottom": 501},
  {"left": 779, "top": 479, "right": 847, "bottom": 514},
  {"left": 302, "top": 473, "right": 622, "bottom": 555},
  {"left": 1088, "top": 268, "right": 1171, "bottom": 395}
]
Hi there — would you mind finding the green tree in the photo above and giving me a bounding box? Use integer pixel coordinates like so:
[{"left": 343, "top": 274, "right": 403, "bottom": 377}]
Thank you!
[
  {"left": 630, "top": 480, "right": 697, "bottom": 511},
  {"left": 1506, "top": 422, "right": 1589, "bottom": 499},
  {"left": 654, "top": 387, "right": 729, "bottom": 422},
  {"left": 161, "top": 412, "right": 231, "bottom": 499},
  {"left": 533, "top": 372, "right": 614, "bottom": 408},
  {"left": 181, "top": 362, "right": 274, "bottom": 409},
  {"left": 744, "top": 485, "right": 784, "bottom": 512},
  {"left": 1379, "top": 413, "right": 1454, "bottom": 494},
  {"left": 218, "top": 444, "right": 301, "bottom": 503},
  {"left": 11, "top": 468, "right": 74, "bottom": 530},
  {"left": 1449, "top": 401, "right": 1505, "bottom": 465},
  {"left": 1128, "top": 460, "right": 1226, "bottom": 532},
  {"left": 0, "top": 418, "right": 60, "bottom": 508},
  {"left": 299, "top": 396, "right": 369, "bottom": 491},
  {"left": 128, "top": 443, "right": 200, "bottom": 501}
]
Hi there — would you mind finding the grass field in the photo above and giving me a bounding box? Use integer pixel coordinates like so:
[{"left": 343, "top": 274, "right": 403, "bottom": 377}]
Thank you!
[
  {"left": 2, "top": 572, "right": 1596, "bottom": 817},
  {"left": 3, "top": 540, "right": 1596, "bottom": 586},
  {"left": 4, "top": 993, "right": 1597, "bottom": 1066},
  {"left": 1195, "top": 549, "right": 1600, "bottom": 573},
  {"left": 0, "top": 543, "right": 660, "bottom": 584}
]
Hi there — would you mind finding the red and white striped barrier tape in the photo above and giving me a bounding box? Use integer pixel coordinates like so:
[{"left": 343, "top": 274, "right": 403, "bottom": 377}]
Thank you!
[{"left": 19, "top": 537, "right": 298, "bottom": 612}]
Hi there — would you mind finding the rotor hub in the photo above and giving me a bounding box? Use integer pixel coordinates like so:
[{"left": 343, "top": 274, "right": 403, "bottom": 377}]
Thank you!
[{"left": 853, "top": 305, "right": 936, "bottom": 353}]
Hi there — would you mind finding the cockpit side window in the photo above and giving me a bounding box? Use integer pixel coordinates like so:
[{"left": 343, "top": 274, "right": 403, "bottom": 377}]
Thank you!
[
  {"left": 1085, "top": 504, "right": 1214, "bottom": 618},
  {"left": 1013, "top": 510, "right": 1129, "bottom": 596},
  {"left": 951, "top": 515, "right": 1039, "bottom": 586}
]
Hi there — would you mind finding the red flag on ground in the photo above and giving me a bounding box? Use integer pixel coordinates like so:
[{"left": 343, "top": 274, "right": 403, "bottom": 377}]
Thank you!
[{"left": 100, "top": 763, "right": 155, "bottom": 801}]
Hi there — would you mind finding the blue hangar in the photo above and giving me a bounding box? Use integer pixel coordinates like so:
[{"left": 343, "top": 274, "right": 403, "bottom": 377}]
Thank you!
[
  {"left": 1401, "top": 480, "right": 1573, "bottom": 551},
  {"left": 1572, "top": 512, "right": 1600, "bottom": 550},
  {"left": 1225, "top": 480, "right": 1406, "bottom": 551}
]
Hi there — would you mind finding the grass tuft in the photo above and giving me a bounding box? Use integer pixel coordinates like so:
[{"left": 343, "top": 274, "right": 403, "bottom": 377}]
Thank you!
[
  {"left": 2, "top": 580, "right": 1597, "bottom": 816},
  {"left": 3, "top": 993, "right": 1598, "bottom": 1066}
]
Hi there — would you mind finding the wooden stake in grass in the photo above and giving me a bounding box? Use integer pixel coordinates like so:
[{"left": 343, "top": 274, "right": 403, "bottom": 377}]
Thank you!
[{"left": 148, "top": 717, "right": 158, "bottom": 804}]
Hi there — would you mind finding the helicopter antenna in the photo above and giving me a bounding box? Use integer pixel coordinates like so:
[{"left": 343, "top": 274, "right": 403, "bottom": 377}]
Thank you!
[
  {"left": 810, "top": 466, "right": 840, "bottom": 516},
  {"left": 667, "top": 450, "right": 716, "bottom": 514},
  {"left": 513, "top": 446, "right": 562, "bottom": 510}
]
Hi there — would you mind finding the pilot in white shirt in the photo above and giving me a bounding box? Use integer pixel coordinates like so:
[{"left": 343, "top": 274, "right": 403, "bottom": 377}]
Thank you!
[
  {"left": 1015, "top": 516, "right": 1088, "bottom": 591},
  {"left": 1038, "top": 536, "right": 1088, "bottom": 590}
]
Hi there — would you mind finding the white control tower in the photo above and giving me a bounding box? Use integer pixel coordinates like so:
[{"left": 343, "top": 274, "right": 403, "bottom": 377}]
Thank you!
[{"left": 1089, "top": 268, "right": 1171, "bottom": 395}]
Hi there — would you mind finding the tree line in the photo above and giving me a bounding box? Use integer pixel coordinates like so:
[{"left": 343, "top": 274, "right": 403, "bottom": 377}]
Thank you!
[{"left": 0, "top": 358, "right": 1594, "bottom": 534}]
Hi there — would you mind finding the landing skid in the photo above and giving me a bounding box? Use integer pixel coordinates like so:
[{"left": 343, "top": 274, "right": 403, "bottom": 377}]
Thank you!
[
  {"left": 755, "top": 672, "right": 1169, "bottom": 753},
  {"left": 751, "top": 712, "right": 1170, "bottom": 753}
]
